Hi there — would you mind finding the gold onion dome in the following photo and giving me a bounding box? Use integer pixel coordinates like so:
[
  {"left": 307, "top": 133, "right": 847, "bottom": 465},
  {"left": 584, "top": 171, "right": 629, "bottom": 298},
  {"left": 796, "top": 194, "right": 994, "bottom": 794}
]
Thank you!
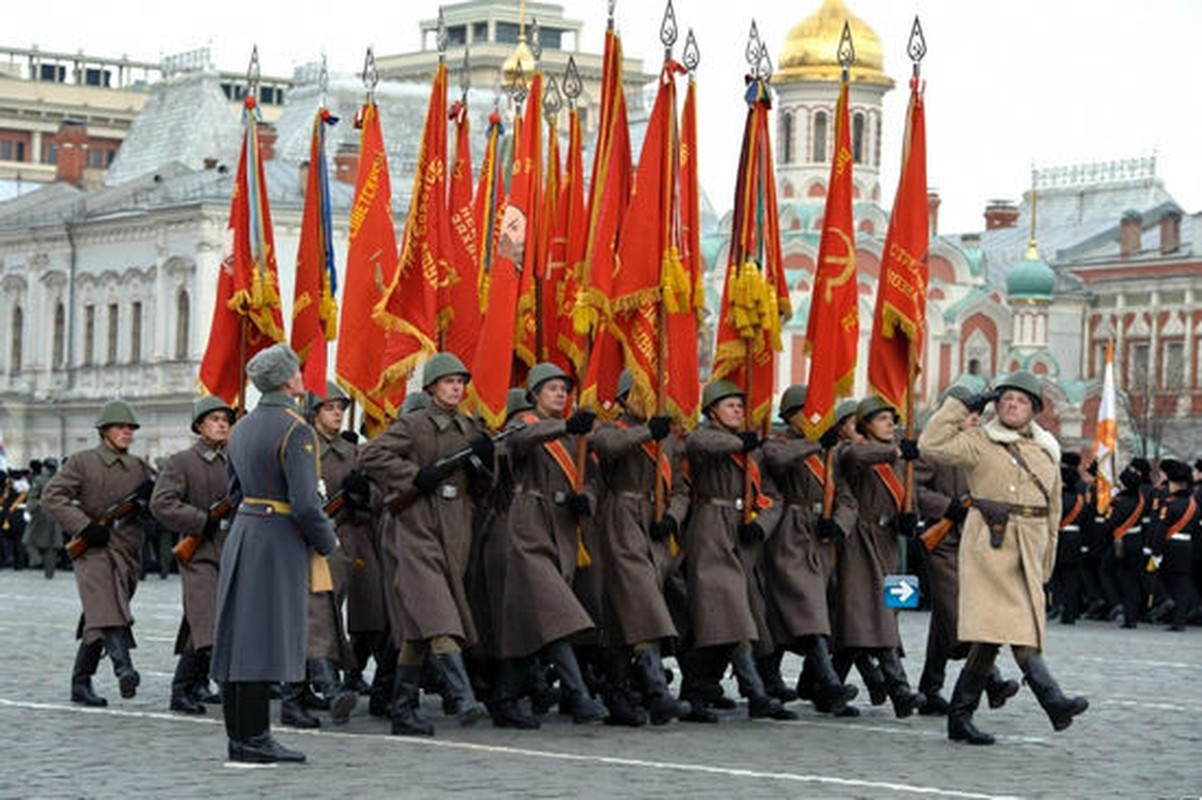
[
  {"left": 775, "top": 0, "right": 894, "bottom": 88},
  {"left": 503, "top": 38, "right": 536, "bottom": 89}
]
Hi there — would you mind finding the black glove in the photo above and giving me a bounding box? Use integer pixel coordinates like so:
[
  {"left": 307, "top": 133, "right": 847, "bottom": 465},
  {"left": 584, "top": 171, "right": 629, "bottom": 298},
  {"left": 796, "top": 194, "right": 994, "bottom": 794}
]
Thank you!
[
  {"left": 943, "top": 496, "right": 969, "bottom": 525},
  {"left": 469, "top": 433, "right": 495, "bottom": 464},
  {"left": 567, "top": 492, "right": 592, "bottom": 517},
  {"left": 135, "top": 479, "right": 155, "bottom": 503},
  {"left": 201, "top": 515, "right": 220, "bottom": 539},
  {"left": 81, "top": 522, "right": 111, "bottom": 547},
  {"left": 896, "top": 512, "right": 919, "bottom": 538},
  {"left": 898, "top": 439, "right": 920, "bottom": 461},
  {"left": 648, "top": 416, "right": 672, "bottom": 442},
  {"left": 413, "top": 466, "right": 443, "bottom": 494},
  {"left": 340, "top": 430, "right": 360, "bottom": 445},
  {"left": 738, "top": 431, "right": 761, "bottom": 453},
  {"left": 819, "top": 426, "right": 840, "bottom": 450},
  {"left": 342, "top": 469, "right": 372, "bottom": 509},
  {"left": 737, "top": 521, "right": 765, "bottom": 544},
  {"left": 963, "top": 389, "right": 1000, "bottom": 414},
  {"left": 817, "top": 517, "right": 843, "bottom": 542},
  {"left": 565, "top": 410, "right": 597, "bottom": 435},
  {"left": 649, "top": 515, "right": 678, "bottom": 542}
]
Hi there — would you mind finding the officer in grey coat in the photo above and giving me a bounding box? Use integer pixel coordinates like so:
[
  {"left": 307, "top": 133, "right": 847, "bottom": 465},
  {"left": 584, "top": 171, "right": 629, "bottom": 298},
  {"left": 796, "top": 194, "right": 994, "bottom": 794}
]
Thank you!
[
  {"left": 211, "top": 344, "right": 337, "bottom": 764},
  {"left": 23, "top": 457, "right": 63, "bottom": 578}
]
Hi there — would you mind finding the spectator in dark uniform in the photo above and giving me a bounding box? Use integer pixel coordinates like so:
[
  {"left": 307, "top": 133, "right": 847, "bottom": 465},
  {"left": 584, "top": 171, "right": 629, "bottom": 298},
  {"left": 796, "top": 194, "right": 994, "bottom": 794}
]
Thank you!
[{"left": 1148, "top": 459, "right": 1198, "bottom": 631}]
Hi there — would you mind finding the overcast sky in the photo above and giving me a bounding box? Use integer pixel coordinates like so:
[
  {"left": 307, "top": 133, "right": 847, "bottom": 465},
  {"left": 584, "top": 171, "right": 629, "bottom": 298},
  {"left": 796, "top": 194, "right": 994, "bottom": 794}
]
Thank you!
[{"left": 10, "top": 0, "right": 1201, "bottom": 234}]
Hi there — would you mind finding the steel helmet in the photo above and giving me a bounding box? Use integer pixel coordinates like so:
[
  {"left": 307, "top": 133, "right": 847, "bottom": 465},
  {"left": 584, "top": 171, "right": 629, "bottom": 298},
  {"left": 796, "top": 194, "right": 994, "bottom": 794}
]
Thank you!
[
  {"left": 701, "top": 380, "right": 745, "bottom": 414},
  {"left": 191, "top": 395, "right": 235, "bottom": 434},
  {"left": 994, "top": 369, "right": 1043, "bottom": 412},
  {"left": 506, "top": 387, "right": 534, "bottom": 418},
  {"left": 95, "top": 399, "right": 140, "bottom": 430},
  {"left": 401, "top": 392, "right": 431, "bottom": 414},
  {"left": 526, "top": 362, "right": 572, "bottom": 400},
  {"left": 778, "top": 385, "right": 808, "bottom": 421},
  {"left": 855, "top": 396, "right": 898, "bottom": 427},
  {"left": 421, "top": 353, "right": 471, "bottom": 390}
]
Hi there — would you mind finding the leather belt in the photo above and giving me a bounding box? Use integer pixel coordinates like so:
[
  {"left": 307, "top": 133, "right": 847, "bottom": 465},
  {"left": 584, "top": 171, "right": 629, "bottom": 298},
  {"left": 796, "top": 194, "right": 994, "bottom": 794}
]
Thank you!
[
  {"left": 240, "top": 497, "right": 292, "bottom": 516},
  {"left": 1061, "top": 524, "right": 1080, "bottom": 533},
  {"left": 1169, "top": 533, "right": 1192, "bottom": 542},
  {"left": 785, "top": 499, "right": 824, "bottom": 515},
  {"left": 617, "top": 490, "right": 654, "bottom": 502},
  {"left": 1011, "top": 505, "right": 1048, "bottom": 518},
  {"left": 698, "top": 496, "right": 744, "bottom": 511},
  {"left": 1122, "top": 527, "right": 1143, "bottom": 536},
  {"left": 515, "top": 487, "right": 570, "bottom": 505}
]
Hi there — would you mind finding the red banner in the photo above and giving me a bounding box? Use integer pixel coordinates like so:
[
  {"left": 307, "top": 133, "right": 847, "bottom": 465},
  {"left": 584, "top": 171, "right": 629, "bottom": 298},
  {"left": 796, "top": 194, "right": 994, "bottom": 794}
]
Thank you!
[{"left": 441, "top": 99, "right": 482, "bottom": 366}]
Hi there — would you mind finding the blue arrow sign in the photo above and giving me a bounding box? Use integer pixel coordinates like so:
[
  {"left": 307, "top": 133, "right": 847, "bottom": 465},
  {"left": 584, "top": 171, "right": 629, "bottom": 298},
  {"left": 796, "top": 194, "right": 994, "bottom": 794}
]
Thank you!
[{"left": 884, "top": 574, "right": 920, "bottom": 609}]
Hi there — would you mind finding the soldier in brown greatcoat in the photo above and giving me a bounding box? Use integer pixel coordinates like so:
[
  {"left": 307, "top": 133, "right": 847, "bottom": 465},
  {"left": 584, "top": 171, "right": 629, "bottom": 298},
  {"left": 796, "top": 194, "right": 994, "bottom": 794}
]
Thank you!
[
  {"left": 590, "top": 370, "right": 691, "bottom": 726},
  {"left": 150, "top": 395, "right": 236, "bottom": 715},
  {"left": 678, "top": 380, "right": 793, "bottom": 722},
  {"left": 920, "top": 370, "right": 1088, "bottom": 745},
  {"left": 495, "top": 362, "right": 606, "bottom": 726},
  {"left": 359, "top": 353, "right": 493, "bottom": 736},
  {"left": 760, "top": 385, "right": 859, "bottom": 715},
  {"left": 43, "top": 399, "right": 155, "bottom": 707}
]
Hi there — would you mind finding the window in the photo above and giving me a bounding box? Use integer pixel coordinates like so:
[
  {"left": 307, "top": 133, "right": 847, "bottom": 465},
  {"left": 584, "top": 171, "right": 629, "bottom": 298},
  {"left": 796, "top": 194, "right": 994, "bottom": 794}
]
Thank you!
[
  {"left": 130, "top": 302, "right": 142, "bottom": 364},
  {"left": 43, "top": 144, "right": 57, "bottom": 165},
  {"left": 10, "top": 305, "right": 22, "bottom": 374},
  {"left": 967, "top": 358, "right": 980, "bottom": 375},
  {"left": 812, "top": 111, "right": 827, "bottom": 163},
  {"left": 495, "top": 22, "right": 520, "bottom": 44},
  {"left": 39, "top": 63, "right": 66, "bottom": 82},
  {"left": 447, "top": 25, "right": 467, "bottom": 46},
  {"left": 780, "top": 112, "right": 794, "bottom": 165},
  {"left": 472, "top": 21, "right": 488, "bottom": 42},
  {"left": 84, "top": 67, "right": 111, "bottom": 87},
  {"left": 539, "top": 28, "right": 563, "bottom": 49},
  {"left": 175, "top": 289, "right": 190, "bottom": 359},
  {"left": 88, "top": 149, "right": 106, "bottom": 168},
  {"left": 106, "top": 303, "right": 119, "bottom": 365},
  {"left": 1128, "top": 343, "right": 1149, "bottom": 390},
  {"left": 852, "top": 112, "right": 864, "bottom": 164},
  {"left": 83, "top": 305, "right": 95, "bottom": 366},
  {"left": 1164, "top": 340, "right": 1184, "bottom": 390},
  {"left": 53, "top": 302, "right": 65, "bottom": 369}
]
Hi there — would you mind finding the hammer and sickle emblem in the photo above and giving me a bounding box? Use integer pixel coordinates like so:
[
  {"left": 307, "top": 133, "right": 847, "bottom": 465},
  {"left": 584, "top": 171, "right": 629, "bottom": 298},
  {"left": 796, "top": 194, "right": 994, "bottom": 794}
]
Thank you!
[{"left": 821, "top": 228, "right": 856, "bottom": 303}]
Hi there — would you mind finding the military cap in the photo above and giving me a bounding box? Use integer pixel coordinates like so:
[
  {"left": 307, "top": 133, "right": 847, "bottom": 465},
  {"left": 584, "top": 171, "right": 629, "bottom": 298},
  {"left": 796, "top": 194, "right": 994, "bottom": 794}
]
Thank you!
[
  {"left": 994, "top": 369, "right": 1043, "bottom": 412},
  {"left": 43, "top": 457, "right": 59, "bottom": 471},
  {"left": 1161, "top": 458, "right": 1192, "bottom": 484},
  {"left": 191, "top": 395, "right": 235, "bottom": 434},
  {"left": 701, "top": 380, "right": 744, "bottom": 414},
  {"left": 422, "top": 353, "right": 471, "bottom": 389},
  {"left": 246, "top": 344, "right": 300, "bottom": 393},
  {"left": 1061, "top": 452, "right": 1082, "bottom": 469},
  {"left": 1130, "top": 457, "right": 1152, "bottom": 479}
]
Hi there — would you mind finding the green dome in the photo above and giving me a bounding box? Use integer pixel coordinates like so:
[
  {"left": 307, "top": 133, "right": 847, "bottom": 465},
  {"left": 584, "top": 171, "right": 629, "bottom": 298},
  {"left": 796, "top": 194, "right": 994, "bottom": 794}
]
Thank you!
[{"left": 1006, "top": 254, "right": 1055, "bottom": 300}]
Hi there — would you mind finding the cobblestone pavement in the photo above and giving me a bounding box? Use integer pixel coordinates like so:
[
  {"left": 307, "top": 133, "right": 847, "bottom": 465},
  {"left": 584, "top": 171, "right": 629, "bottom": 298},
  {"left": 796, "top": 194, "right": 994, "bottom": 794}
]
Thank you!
[{"left": 1, "top": 570, "right": 1200, "bottom": 799}]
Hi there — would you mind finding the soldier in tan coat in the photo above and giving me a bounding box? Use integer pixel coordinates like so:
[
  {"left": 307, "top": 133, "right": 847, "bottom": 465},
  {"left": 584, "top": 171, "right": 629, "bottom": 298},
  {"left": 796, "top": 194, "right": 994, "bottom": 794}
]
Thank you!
[
  {"left": 920, "top": 370, "right": 1089, "bottom": 745},
  {"left": 44, "top": 399, "right": 155, "bottom": 706},
  {"left": 150, "top": 395, "right": 236, "bottom": 715}
]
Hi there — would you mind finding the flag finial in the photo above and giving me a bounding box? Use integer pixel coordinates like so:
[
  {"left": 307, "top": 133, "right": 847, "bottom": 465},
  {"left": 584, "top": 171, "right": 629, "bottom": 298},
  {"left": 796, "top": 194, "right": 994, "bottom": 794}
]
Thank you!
[
  {"left": 245, "top": 46, "right": 261, "bottom": 105},
  {"left": 745, "top": 20, "right": 762, "bottom": 72},
  {"left": 543, "top": 74, "right": 562, "bottom": 123},
  {"left": 362, "top": 47, "right": 379, "bottom": 103},
  {"left": 908, "top": 16, "right": 927, "bottom": 77},
  {"left": 838, "top": 21, "right": 855, "bottom": 81},
  {"left": 683, "top": 29, "right": 700, "bottom": 73},
  {"left": 661, "top": 0, "right": 678, "bottom": 62},
  {"left": 437, "top": 7, "right": 448, "bottom": 61},
  {"left": 460, "top": 46, "right": 471, "bottom": 100},
  {"left": 563, "top": 56, "right": 582, "bottom": 106}
]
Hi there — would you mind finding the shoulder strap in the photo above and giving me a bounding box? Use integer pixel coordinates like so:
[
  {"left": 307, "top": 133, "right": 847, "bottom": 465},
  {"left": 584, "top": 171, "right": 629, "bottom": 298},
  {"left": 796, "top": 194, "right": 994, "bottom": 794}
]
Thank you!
[{"left": 1004, "top": 442, "right": 1052, "bottom": 503}]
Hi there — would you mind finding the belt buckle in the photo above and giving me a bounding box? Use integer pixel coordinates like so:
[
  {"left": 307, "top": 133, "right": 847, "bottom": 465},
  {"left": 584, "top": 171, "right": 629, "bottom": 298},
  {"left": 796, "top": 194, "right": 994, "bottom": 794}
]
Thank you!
[
  {"left": 734, "top": 497, "right": 745, "bottom": 511},
  {"left": 263, "top": 505, "right": 274, "bottom": 516},
  {"left": 219, "top": 519, "right": 231, "bottom": 532},
  {"left": 440, "top": 484, "right": 459, "bottom": 500},
  {"left": 878, "top": 514, "right": 892, "bottom": 527},
  {"left": 553, "top": 491, "right": 569, "bottom": 505},
  {"left": 811, "top": 502, "right": 824, "bottom": 515}
]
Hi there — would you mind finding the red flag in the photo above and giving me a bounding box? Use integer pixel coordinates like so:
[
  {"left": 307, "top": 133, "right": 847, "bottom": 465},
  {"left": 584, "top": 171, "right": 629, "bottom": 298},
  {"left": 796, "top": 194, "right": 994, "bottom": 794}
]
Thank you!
[
  {"left": 373, "top": 63, "right": 447, "bottom": 402},
  {"left": 513, "top": 92, "right": 548, "bottom": 369},
  {"left": 335, "top": 102, "right": 399, "bottom": 432},
  {"left": 473, "top": 111, "right": 507, "bottom": 317},
  {"left": 291, "top": 107, "right": 339, "bottom": 396},
  {"left": 801, "top": 78, "right": 858, "bottom": 437},
  {"left": 668, "top": 74, "right": 703, "bottom": 426},
  {"left": 868, "top": 76, "right": 928, "bottom": 418},
  {"left": 468, "top": 74, "right": 543, "bottom": 429},
  {"left": 555, "top": 105, "right": 589, "bottom": 382},
  {"left": 537, "top": 106, "right": 566, "bottom": 372},
  {"left": 441, "top": 99, "right": 482, "bottom": 365},
  {"left": 711, "top": 78, "right": 791, "bottom": 430},
  {"left": 199, "top": 96, "right": 286, "bottom": 405}
]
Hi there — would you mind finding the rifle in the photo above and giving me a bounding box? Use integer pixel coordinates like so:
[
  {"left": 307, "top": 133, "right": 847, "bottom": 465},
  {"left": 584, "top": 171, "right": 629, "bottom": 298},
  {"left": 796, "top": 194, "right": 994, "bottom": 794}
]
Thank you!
[
  {"left": 921, "top": 495, "right": 973, "bottom": 553},
  {"left": 66, "top": 482, "right": 154, "bottom": 560},
  {"left": 388, "top": 423, "right": 527, "bottom": 513},
  {"left": 171, "top": 496, "right": 234, "bottom": 566},
  {"left": 323, "top": 489, "right": 347, "bottom": 518}
]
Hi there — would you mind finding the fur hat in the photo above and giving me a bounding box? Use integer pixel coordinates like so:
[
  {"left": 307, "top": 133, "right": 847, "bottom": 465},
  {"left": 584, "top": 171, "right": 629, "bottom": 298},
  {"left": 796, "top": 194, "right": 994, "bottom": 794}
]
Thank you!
[{"left": 246, "top": 344, "right": 300, "bottom": 393}]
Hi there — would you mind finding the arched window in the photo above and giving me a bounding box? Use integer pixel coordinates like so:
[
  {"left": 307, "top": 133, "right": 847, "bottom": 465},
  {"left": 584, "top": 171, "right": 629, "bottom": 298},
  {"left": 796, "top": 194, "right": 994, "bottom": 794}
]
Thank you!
[
  {"left": 780, "top": 111, "right": 794, "bottom": 165},
  {"left": 52, "top": 301, "right": 65, "bottom": 369},
  {"left": 852, "top": 112, "right": 865, "bottom": 164},
  {"left": 175, "top": 289, "right": 190, "bottom": 360},
  {"left": 10, "top": 304, "right": 22, "bottom": 373},
  {"left": 812, "top": 111, "right": 827, "bottom": 163},
  {"left": 130, "top": 301, "right": 142, "bottom": 364}
]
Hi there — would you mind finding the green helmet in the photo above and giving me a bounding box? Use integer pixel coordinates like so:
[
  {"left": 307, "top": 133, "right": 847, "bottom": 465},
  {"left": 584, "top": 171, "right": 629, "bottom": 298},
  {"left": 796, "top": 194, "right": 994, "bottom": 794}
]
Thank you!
[
  {"left": 309, "top": 381, "right": 350, "bottom": 414},
  {"left": 422, "top": 353, "right": 471, "bottom": 389},
  {"left": 834, "top": 399, "right": 859, "bottom": 426},
  {"left": 778, "top": 384, "right": 808, "bottom": 421},
  {"left": 995, "top": 369, "right": 1043, "bottom": 412},
  {"left": 616, "top": 370, "right": 635, "bottom": 402},
  {"left": 95, "top": 399, "right": 140, "bottom": 430},
  {"left": 506, "top": 387, "right": 534, "bottom": 418},
  {"left": 401, "top": 392, "right": 430, "bottom": 414},
  {"left": 191, "top": 395, "right": 235, "bottom": 434},
  {"left": 526, "top": 362, "right": 572, "bottom": 400},
  {"left": 856, "top": 395, "right": 898, "bottom": 427},
  {"left": 701, "top": 380, "right": 745, "bottom": 413}
]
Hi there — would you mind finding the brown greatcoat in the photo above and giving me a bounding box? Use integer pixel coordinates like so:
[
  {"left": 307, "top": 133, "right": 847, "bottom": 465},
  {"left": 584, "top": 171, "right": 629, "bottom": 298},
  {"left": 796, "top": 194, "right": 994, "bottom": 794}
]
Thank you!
[
  {"left": 760, "top": 432, "right": 837, "bottom": 641},
  {"left": 359, "top": 403, "right": 481, "bottom": 648},
  {"left": 682, "top": 425, "right": 783, "bottom": 652},
  {"left": 341, "top": 445, "right": 387, "bottom": 637},
  {"left": 306, "top": 429, "right": 358, "bottom": 665},
  {"left": 592, "top": 416, "right": 689, "bottom": 647},
  {"left": 149, "top": 440, "right": 229, "bottom": 653},
  {"left": 42, "top": 443, "right": 154, "bottom": 645},
  {"left": 918, "top": 458, "right": 968, "bottom": 662},
  {"left": 498, "top": 412, "right": 595, "bottom": 659},
  {"left": 918, "top": 398, "right": 1062, "bottom": 651},
  {"left": 466, "top": 434, "right": 518, "bottom": 660}
]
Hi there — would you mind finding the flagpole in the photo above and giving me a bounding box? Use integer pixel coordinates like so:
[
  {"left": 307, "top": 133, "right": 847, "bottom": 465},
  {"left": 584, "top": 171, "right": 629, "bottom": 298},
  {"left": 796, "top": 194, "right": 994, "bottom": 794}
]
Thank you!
[{"left": 902, "top": 18, "right": 927, "bottom": 517}]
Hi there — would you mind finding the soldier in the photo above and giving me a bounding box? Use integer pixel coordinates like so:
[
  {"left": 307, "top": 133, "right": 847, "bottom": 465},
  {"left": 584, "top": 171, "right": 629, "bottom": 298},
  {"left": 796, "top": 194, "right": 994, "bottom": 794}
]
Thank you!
[
  {"left": 1048, "top": 452, "right": 1087, "bottom": 624},
  {"left": 496, "top": 362, "right": 606, "bottom": 725},
  {"left": 149, "top": 395, "right": 236, "bottom": 715},
  {"left": 1147, "top": 459, "right": 1198, "bottom": 631},
  {"left": 760, "top": 385, "right": 859, "bottom": 715},
  {"left": 43, "top": 399, "right": 155, "bottom": 707},
  {"left": 211, "top": 344, "right": 337, "bottom": 764},
  {"left": 358, "top": 353, "right": 493, "bottom": 736},
  {"left": 590, "top": 370, "right": 690, "bottom": 726},
  {"left": 679, "top": 380, "right": 793, "bottom": 722},
  {"left": 1102, "top": 462, "right": 1151, "bottom": 628},
  {"left": 1, "top": 467, "right": 30, "bottom": 569},
  {"left": 24, "top": 458, "right": 63, "bottom": 578},
  {"left": 920, "top": 370, "right": 1088, "bottom": 745}
]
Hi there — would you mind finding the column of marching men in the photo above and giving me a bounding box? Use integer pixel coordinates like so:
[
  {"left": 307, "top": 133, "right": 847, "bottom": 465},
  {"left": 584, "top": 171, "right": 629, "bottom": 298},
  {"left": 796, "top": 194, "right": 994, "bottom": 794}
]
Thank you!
[{"left": 43, "top": 353, "right": 1202, "bottom": 762}]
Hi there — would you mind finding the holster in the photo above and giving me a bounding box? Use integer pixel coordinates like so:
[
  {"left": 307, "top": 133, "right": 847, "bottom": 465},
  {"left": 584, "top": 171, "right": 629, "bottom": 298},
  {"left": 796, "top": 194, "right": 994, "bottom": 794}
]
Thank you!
[{"left": 972, "top": 498, "right": 1011, "bottom": 549}]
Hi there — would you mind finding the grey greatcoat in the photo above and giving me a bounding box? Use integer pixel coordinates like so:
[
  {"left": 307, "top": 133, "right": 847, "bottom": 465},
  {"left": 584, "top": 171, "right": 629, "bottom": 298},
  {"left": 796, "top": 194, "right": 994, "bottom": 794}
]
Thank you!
[
  {"left": 359, "top": 403, "right": 483, "bottom": 648},
  {"left": 42, "top": 443, "right": 154, "bottom": 646},
  {"left": 499, "top": 411, "right": 596, "bottom": 659},
  {"left": 210, "top": 393, "right": 337, "bottom": 683},
  {"left": 682, "top": 425, "right": 783, "bottom": 652},
  {"left": 760, "top": 432, "right": 837, "bottom": 642},
  {"left": 149, "top": 440, "right": 230, "bottom": 653},
  {"left": 24, "top": 470, "right": 62, "bottom": 551},
  {"left": 592, "top": 416, "right": 689, "bottom": 647},
  {"left": 919, "top": 399, "right": 1062, "bottom": 651}
]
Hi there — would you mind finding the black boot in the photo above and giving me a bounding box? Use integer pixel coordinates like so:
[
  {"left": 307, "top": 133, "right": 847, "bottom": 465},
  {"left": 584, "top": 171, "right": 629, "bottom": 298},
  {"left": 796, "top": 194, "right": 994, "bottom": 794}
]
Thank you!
[
  {"left": 345, "top": 634, "right": 374, "bottom": 695},
  {"left": 676, "top": 649, "right": 719, "bottom": 723},
  {"left": 544, "top": 640, "right": 605, "bottom": 723},
  {"left": 222, "top": 682, "right": 240, "bottom": 755},
  {"left": 70, "top": 641, "right": 108, "bottom": 707},
  {"left": 170, "top": 652, "right": 206, "bottom": 715},
  {"left": 233, "top": 682, "right": 306, "bottom": 764},
  {"left": 877, "top": 648, "right": 923, "bottom": 719},
  {"left": 1021, "top": 654, "right": 1088, "bottom": 732},
  {"left": 918, "top": 660, "right": 949, "bottom": 716},
  {"left": 309, "top": 658, "right": 357, "bottom": 725},
  {"left": 755, "top": 649, "right": 798, "bottom": 703},
  {"left": 191, "top": 649, "right": 222, "bottom": 704},
  {"left": 731, "top": 647, "right": 797, "bottom": 720},
  {"left": 101, "top": 628, "right": 139, "bottom": 699},
  {"left": 633, "top": 646, "right": 689, "bottom": 725},
  {"left": 369, "top": 640, "right": 398, "bottom": 718},
  {"left": 947, "top": 668, "right": 995, "bottom": 745},
  {"left": 281, "top": 682, "right": 321, "bottom": 728},
  {"left": 799, "top": 636, "right": 858, "bottom": 714},
  {"left": 490, "top": 657, "right": 540, "bottom": 729},
  {"left": 432, "top": 650, "right": 490, "bottom": 725},
  {"left": 984, "top": 666, "right": 1020, "bottom": 710},
  {"left": 853, "top": 651, "right": 888, "bottom": 706},
  {"left": 601, "top": 651, "right": 647, "bottom": 727},
  {"left": 391, "top": 664, "right": 434, "bottom": 736}
]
